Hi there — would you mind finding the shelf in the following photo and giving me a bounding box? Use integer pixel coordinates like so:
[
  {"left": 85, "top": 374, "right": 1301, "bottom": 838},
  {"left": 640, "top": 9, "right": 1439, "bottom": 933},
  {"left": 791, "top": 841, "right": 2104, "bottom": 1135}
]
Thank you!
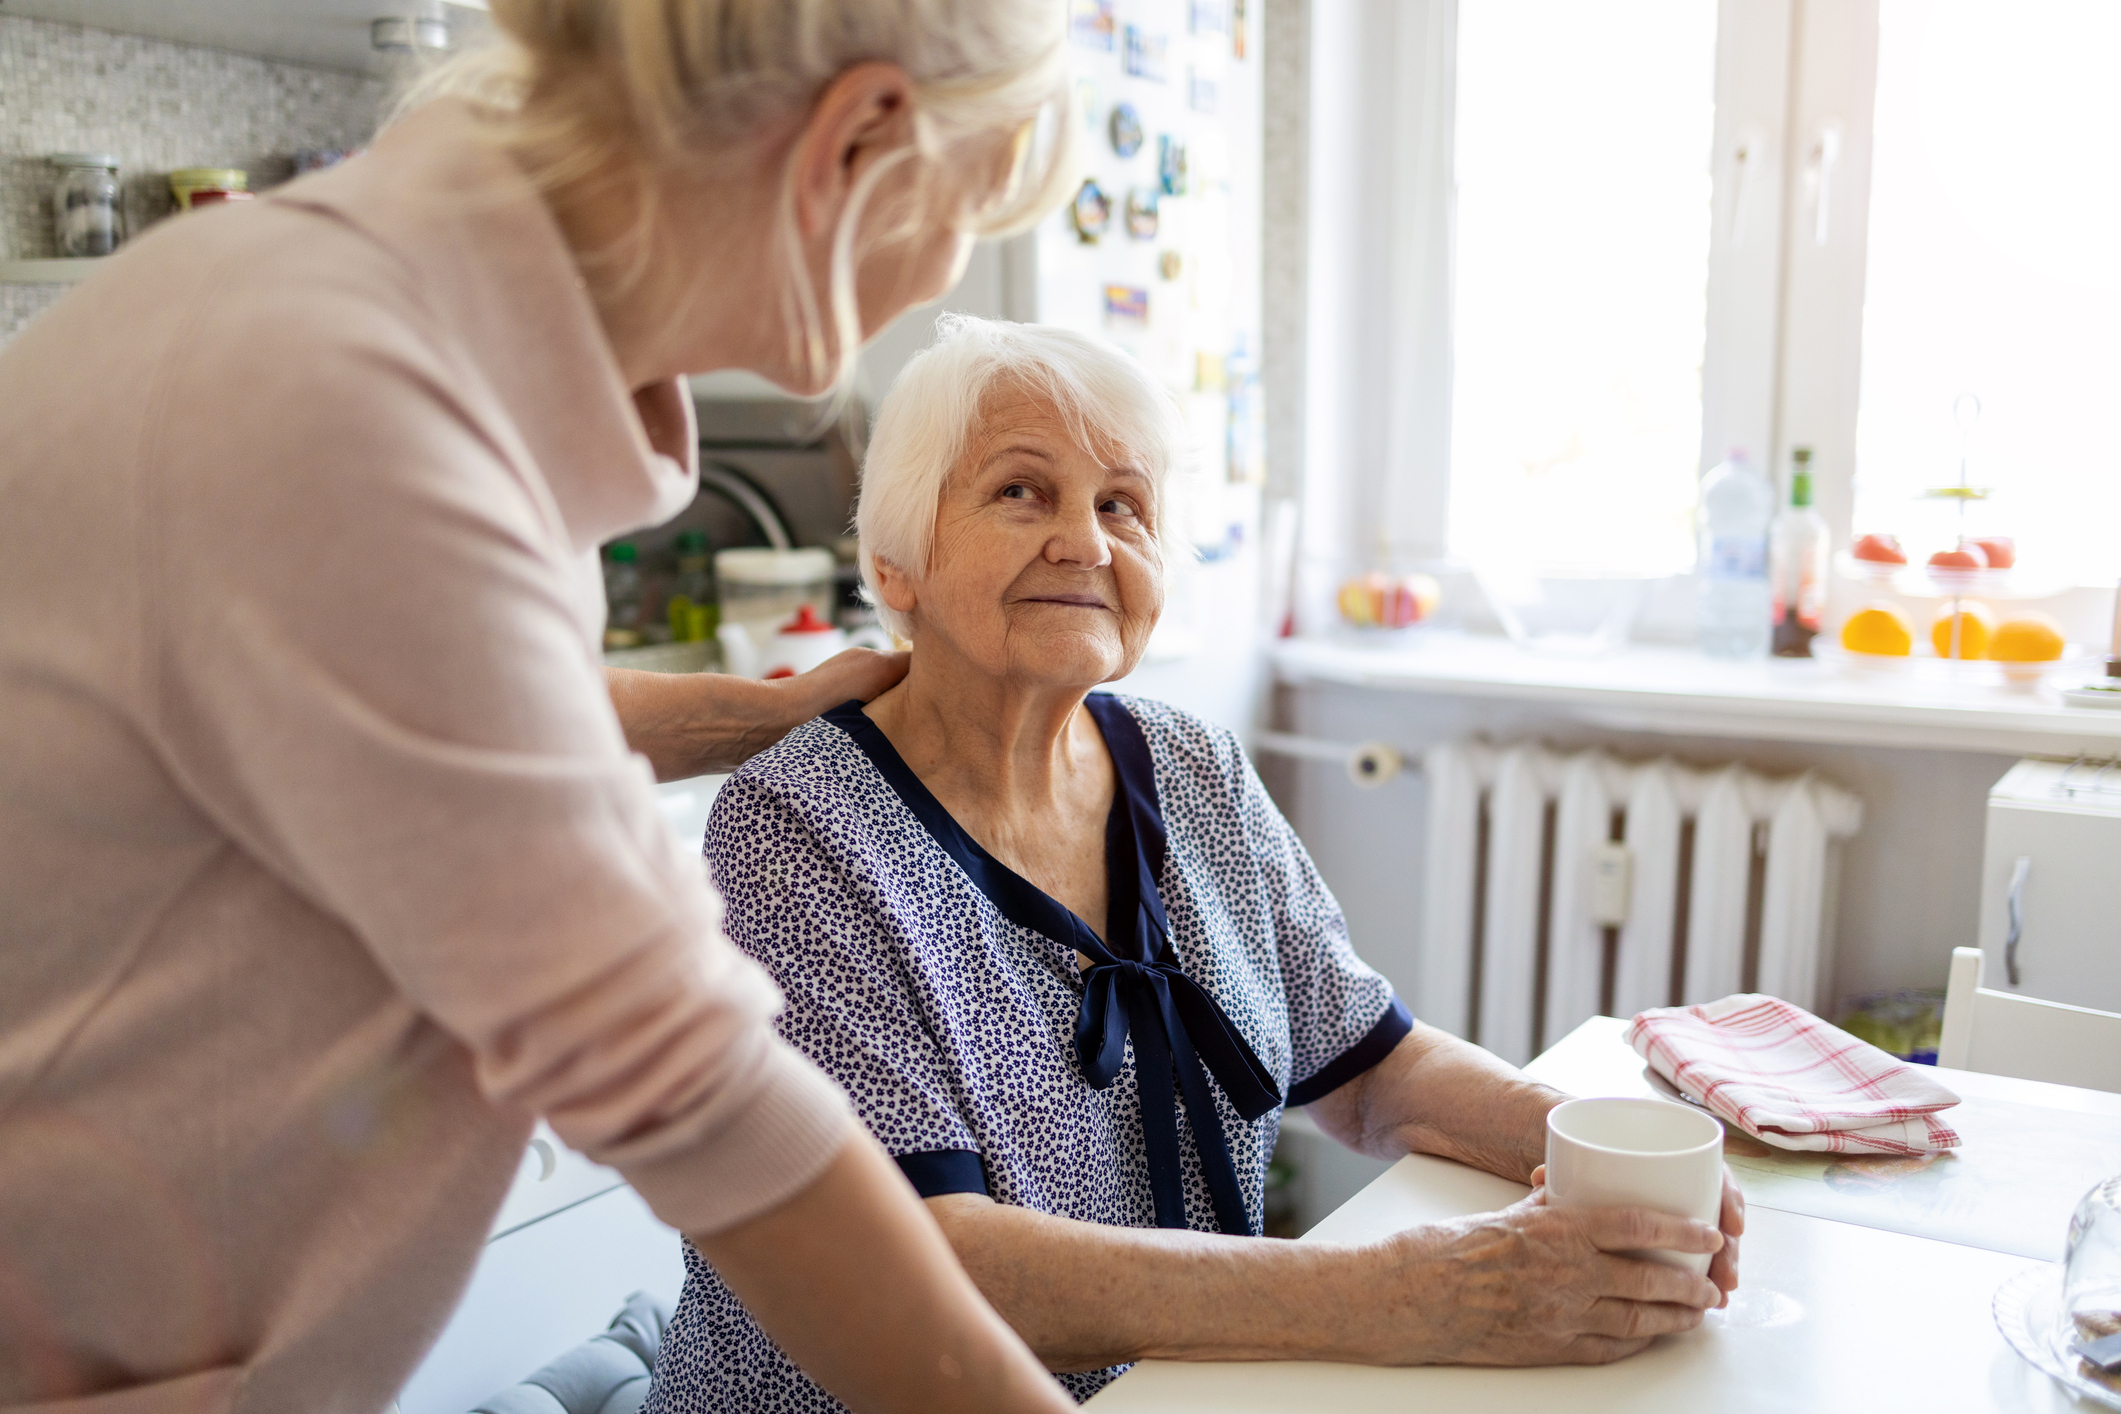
[
  {"left": 2, "top": 0, "right": 491, "bottom": 77},
  {"left": 1273, "top": 631, "right": 2121, "bottom": 757},
  {"left": 0, "top": 258, "right": 106, "bottom": 285}
]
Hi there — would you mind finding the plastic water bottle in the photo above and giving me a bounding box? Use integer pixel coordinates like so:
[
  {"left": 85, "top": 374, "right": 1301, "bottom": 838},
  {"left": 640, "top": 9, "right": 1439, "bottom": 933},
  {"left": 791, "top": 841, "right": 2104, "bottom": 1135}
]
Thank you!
[{"left": 1697, "top": 449, "right": 1774, "bottom": 659}]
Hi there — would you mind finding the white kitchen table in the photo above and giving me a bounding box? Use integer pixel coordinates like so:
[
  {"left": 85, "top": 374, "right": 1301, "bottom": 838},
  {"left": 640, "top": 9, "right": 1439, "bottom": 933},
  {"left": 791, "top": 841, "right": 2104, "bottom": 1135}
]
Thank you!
[{"left": 1087, "top": 1017, "right": 2115, "bottom": 1412}]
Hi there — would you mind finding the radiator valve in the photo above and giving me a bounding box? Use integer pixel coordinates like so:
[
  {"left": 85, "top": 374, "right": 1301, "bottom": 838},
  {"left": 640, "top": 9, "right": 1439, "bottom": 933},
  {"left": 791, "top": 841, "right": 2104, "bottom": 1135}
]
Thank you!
[{"left": 1347, "top": 742, "right": 1403, "bottom": 789}]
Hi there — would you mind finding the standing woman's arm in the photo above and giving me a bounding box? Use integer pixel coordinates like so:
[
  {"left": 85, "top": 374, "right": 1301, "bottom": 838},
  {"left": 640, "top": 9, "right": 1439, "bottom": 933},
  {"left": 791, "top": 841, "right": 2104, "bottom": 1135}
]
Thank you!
[
  {"left": 604, "top": 650, "right": 906, "bottom": 781},
  {"left": 702, "top": 1139, "right": 1074, "bottom": 1411}
]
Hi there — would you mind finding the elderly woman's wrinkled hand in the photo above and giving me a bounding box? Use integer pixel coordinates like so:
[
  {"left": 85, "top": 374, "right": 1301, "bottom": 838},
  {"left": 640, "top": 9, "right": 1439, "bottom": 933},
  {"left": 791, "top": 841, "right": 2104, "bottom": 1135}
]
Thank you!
[
  {"left": 1357, "top": 1191, "right": 1725, "bottom": 1367},
  {"left": 1524, "top": 1159, "right": 1746, "bottom": 1306}
]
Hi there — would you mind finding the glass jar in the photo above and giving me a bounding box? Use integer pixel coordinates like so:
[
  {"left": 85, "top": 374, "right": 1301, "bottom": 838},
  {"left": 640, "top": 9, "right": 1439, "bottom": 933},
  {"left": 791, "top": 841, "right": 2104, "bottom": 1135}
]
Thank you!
[
  {"left": 2063, "top": 1173, "right": 2121, "bottom": 1379},
  {"left": 49, "top": 154, "right": 124, "bottom": 258}
]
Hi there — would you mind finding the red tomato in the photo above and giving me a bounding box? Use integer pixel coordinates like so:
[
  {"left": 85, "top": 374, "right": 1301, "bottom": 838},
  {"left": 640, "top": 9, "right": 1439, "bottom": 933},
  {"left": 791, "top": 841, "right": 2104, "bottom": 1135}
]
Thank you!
[
  {"left": 1970, "top": 536, "right": 2016, "bottom": 569},
  {"left": 1929, "top": 545, "right": 1988, "bottom": 570},
  {"left": 1852, "top": 532, "right": 1907, "bottom": 565}
]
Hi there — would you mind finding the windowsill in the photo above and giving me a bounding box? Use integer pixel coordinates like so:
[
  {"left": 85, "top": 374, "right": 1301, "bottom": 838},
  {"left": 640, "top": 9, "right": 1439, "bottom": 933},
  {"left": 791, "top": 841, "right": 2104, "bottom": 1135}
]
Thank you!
[{"left": 1272, "top": 631, "right": 2121, "bottom": 756}]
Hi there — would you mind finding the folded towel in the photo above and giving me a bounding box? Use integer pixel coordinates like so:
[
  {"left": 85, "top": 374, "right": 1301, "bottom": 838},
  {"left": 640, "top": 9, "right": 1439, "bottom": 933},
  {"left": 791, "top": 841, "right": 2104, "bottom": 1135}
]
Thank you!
[
  {"left": 1625, "top": 994, "right": 1962, "bottom": 1156},
  {"left": 470, "top": 1290, "right": 670, "bottom": 1414}
]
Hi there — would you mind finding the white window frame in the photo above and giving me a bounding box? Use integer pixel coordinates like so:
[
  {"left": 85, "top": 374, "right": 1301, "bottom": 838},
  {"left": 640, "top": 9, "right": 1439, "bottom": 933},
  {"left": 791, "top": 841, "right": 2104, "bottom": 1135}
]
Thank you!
[{"left": 1304, "top": 0, "right": 1885, "bottom": 596}]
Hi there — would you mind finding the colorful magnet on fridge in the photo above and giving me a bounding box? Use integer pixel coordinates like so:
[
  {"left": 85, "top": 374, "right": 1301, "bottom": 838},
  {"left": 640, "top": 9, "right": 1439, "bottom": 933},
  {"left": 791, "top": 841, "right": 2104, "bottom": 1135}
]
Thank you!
[
  {"left": 1070, "top": 178, "right": 1112, "bottom": 243},
  {"left": 1069, "top": 0, "right": 1115, "bottom": 51},
  {"left": 1188, "top": 68, "right": 1219, "bottom": 114},
  {"left": 1075, "top": 77, "right": 1102, "bottom": 133},
  {"left": 1124, "top": 187, "right": 1160, "bottom": 240},
  {"left": 1103, "top": 284, "right": 1150, "bottom": 327},
  {"left": 1158, "top": 135, "right": 1189, "bottom": 196},
  {"left": 1108, "top": 102, "right": 1144, "bottom": 158},
  {"left": 1158, "top": 249, "right": 1184, "bottom": 281},
  {"left": 1122, "top": 25, "right": 1168, "bottom": 82}
]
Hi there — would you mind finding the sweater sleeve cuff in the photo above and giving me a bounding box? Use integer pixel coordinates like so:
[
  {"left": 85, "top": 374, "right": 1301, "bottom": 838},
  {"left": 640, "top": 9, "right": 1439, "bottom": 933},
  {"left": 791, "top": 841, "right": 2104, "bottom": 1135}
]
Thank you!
[{"left": 616, "top": 1040, "right": 855, "bottom": 1236}]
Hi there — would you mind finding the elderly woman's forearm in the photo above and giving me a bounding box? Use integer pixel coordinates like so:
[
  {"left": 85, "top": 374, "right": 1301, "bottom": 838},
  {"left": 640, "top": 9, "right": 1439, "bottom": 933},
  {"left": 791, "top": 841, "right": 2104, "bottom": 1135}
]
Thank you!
[
  {"left": 927, "top": 1195, "right": 1371, "bottom": 1370},
  {"left": 1309, "top": 1025, "right": 1567, "bottom": 1183}
]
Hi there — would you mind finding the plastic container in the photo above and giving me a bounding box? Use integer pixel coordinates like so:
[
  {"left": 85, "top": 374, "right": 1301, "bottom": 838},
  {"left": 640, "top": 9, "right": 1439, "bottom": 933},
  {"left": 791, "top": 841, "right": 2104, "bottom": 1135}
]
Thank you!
[
  {"left": 714, "top": 547, "right": 836, "bottom": 641},
  {"left": 49, "top": 154, "right": 123, "bottom": 257},
  {"left": 1697, "top": 449, "right": 1774, "bottom": 659},
  {"left": 169, "top": 167, "right": 248, "bottom": 211}
]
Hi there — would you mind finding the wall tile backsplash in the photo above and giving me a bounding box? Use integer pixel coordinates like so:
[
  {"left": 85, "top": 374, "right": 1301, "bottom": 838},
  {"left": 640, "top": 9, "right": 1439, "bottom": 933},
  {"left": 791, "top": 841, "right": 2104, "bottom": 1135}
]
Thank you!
[{"left": 0, "top": 14, "right": 386, "bottom": 344}]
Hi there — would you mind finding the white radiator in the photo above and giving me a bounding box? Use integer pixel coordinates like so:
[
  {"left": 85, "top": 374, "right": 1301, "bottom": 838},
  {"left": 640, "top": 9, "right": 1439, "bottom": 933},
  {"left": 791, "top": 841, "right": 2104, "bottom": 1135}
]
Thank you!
[{"left": 1418, "top": 741, "right": 1862, "bottom": 1065}]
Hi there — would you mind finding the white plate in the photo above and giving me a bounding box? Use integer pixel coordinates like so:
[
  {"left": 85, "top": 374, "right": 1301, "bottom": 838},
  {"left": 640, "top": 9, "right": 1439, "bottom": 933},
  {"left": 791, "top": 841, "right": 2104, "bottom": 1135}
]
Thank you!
[{"left": 1993, "top": 1262, "right": 2121, "bottom": 1411}]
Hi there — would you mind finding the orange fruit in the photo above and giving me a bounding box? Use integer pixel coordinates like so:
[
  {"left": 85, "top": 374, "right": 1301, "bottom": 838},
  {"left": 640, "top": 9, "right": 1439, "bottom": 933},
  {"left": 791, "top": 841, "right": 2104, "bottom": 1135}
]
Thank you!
[
  {"left": 1840, "top": 603, "right": 1913, "bottom": 656},
  {"left": 1931, "top": 602, "right": 1995, "bottom": 659},
  {"left": 1990, "top": 613, "right": 2065, "bottom": 663}
]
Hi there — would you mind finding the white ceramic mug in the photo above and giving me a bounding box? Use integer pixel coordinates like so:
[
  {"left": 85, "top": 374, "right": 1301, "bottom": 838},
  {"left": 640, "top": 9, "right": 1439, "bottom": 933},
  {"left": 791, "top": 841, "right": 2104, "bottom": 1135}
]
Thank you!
[{"left": 1544, "top": 1097, "right": 1724, "bottom": 1276}]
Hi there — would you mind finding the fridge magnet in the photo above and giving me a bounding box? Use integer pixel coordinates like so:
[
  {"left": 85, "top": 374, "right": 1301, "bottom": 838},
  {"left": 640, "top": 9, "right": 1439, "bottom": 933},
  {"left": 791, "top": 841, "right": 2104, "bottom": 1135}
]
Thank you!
[
  {"left": 1233, "top": 0, "right": 1248, "bottom": 58},
  {"left": 1158, "top": 135, "right": 1189, "bottom": 195},
  {"left": 1069, "top": 0, "right": 1115, "bottom": 51},
  {"left": 1158, "top": 249, "right": 1184, "bottom": 281},
  {"left": 1108, "top": 102, "right": 1144, "bottom": 159},
  {"left": 1190, "top": 0, "right": 1230, "bottom": 34},
  {"left": 1075, "top": 77, "right": 1102, "bottom": 133},
  {"left": 1124, "top": 187, "right": 1160, "bottom": 240},
  {"left": 1103, "top": 284, "right": 1150, "bottom": 327},
  {"left": 1069, "top": 178, "right": 1112, "bottom": 243},
  {"left": 1122, "top": 25, "right": 1168, "bottom": 82},
  {"left": 1188, "top": 68, "right": 1219, "bottom": 114},
  {"left": 1194, "top": 352, "right": 1227, "bottom": 392}
]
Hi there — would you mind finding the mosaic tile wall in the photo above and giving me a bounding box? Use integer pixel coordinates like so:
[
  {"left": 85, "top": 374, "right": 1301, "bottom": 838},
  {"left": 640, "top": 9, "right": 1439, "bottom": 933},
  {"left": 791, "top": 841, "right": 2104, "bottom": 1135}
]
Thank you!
[{"left": 0, "top": 14, "right": 386, "bottom": 344}]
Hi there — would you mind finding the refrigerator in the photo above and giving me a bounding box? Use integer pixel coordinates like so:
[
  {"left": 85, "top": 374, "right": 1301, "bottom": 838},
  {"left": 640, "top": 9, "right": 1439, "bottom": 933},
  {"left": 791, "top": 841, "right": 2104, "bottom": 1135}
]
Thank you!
[{"left": 860, "top": 0, "right": 1270, "bottom": 734}]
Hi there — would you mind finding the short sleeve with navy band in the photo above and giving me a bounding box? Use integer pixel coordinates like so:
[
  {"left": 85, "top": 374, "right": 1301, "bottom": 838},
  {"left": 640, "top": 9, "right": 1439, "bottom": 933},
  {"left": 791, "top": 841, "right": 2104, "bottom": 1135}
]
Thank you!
[{"left": 644, "top": 693, "right": 1411, "bottom": 1412}]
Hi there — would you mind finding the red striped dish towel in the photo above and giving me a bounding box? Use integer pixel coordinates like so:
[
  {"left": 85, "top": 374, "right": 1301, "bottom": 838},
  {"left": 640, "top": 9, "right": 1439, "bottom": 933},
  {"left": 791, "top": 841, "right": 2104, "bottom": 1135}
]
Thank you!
[{"left": 1625, "top": 994, "right": 1962, "bottom": 1155}]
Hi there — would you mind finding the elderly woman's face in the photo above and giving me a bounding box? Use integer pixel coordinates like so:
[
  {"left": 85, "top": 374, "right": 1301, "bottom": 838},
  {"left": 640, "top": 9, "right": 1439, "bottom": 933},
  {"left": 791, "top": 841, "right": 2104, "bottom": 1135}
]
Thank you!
[{"left": 889, "top": 384, "right": 1164, "bottom": 688}]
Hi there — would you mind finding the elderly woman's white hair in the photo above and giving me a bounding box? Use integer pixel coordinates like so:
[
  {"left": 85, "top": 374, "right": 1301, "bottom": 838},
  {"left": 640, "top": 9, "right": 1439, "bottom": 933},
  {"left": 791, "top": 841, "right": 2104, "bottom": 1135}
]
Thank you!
[{"left": 857, "top": 314, "right": 1188, "bottom": 640}]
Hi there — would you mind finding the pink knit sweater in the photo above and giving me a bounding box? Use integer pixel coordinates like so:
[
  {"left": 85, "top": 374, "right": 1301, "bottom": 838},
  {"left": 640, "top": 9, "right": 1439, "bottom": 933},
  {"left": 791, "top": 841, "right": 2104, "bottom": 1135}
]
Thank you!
[{"left": 0, "top": 101, "right": 850, "bottom": 1413}]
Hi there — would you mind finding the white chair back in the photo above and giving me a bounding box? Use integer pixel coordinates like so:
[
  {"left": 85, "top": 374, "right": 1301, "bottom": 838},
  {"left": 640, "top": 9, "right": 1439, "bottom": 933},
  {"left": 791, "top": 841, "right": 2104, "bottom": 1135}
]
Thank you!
[{"left": 1937, "top": 947, "right": 2121, "bottom": 1092}]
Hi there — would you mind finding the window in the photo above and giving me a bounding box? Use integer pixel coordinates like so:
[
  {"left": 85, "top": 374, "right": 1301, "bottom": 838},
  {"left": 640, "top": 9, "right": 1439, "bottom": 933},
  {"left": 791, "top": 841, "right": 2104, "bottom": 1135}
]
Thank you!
[
  {"left": 1447, "top": 0, "right": 1718, "bottom": 574},
  {"left": 1370, "top": 0, "right": 2121, "bottom": 595},
  {"left": 1850, "top": 0, "right": 2121, "bottom": 583}
]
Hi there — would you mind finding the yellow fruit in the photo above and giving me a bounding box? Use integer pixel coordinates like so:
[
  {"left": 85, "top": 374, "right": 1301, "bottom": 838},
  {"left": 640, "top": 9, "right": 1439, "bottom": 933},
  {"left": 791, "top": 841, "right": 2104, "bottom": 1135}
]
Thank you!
[
  {"left": 1931, "top": 602, "right": 1995, "bottom": 659},
  {"left": 1990, "top": 613, "right": 2065, "bottom": 663},
  {"left": 1840, "top": 603, "right": 1913, "bottom": 656}
]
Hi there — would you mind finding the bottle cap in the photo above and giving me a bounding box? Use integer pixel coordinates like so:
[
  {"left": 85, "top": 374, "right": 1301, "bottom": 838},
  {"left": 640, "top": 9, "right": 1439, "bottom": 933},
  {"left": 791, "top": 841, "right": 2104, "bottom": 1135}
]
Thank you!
[
  {"left": 780, "top": 603, "right": 837, "bottom": 634},
  {"left": 606, "top": 541, "right": 638, "bottom": 563},
  {"left": 674, "top": 528, "right": 708, "bottom": 553}
]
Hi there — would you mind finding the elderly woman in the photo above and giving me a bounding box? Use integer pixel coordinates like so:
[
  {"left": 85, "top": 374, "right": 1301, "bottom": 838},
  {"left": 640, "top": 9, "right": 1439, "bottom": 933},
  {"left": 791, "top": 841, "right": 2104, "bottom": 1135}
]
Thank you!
[{"left": 649, "top": 316, "right": 1742, "bottom": 1411}]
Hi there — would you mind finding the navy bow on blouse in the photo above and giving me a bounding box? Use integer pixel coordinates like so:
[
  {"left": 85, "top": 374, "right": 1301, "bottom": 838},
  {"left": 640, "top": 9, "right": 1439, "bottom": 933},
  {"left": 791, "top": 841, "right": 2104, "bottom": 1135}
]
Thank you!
[
  {"left": 828, "top": 695, "right": 1283, "bottom": 1237},
  {"left": 1068, "top": 696, "right": 1281, "bottom": 1236}
]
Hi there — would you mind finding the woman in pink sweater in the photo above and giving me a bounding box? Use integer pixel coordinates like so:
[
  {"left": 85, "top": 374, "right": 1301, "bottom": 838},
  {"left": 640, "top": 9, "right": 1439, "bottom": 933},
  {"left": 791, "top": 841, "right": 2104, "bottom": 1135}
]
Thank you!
[{"left": 0, "top": 4, "right": 1083, "bottom": 1413}]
